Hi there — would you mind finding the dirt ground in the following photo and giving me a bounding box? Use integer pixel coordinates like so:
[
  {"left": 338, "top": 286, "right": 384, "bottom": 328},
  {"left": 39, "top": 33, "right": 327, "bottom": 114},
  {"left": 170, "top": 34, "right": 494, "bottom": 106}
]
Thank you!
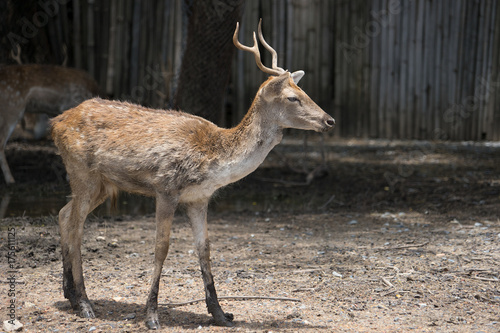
[{"left": 1, "top": 138, "right": 499, "bottom": 332}]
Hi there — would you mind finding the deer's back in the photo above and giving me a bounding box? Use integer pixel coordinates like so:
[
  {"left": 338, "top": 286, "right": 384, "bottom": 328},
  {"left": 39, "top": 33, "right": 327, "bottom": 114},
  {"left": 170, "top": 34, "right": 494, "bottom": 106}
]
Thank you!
[
  {"left": 0, "top": 64, "right": 99, "bottom": 95},
  {"left": 0, "top": 64, "right": 100, "bottom": 119},
  {"left": 51, "top": 98, "right": 226, "bottom": 199}
]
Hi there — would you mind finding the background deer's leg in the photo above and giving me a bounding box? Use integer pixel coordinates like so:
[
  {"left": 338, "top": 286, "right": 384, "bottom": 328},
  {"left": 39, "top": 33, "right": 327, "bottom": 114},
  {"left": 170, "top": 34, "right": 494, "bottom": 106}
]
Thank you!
[
  {"left": 145, "top": 193, "right": 177, "bottom": 330},
  {"left": 0, "top": 105, "right": 26, "bottom": 185},
  {"left": 0, "top": 149, "right": 15, "bottom": 184},
  {"left": 187, "top": 201, "right": 234, "bottom": 327},
  {"left": 58, "top": 177, "right": 109, "bottom": 318}
]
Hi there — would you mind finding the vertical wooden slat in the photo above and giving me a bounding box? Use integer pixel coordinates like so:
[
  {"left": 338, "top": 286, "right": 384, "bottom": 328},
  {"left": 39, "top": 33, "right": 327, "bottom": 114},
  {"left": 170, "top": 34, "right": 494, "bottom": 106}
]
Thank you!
[
  {"left": 86, "top": 0, "right": 95, "bottom": 76},
  {"left": 398, "top": 0, "right": 409, "bottom": 138},
  {"left": 59, "top": 2, "right": 70, "bottom": 61},
  {"left": 390, "top": 0, "right": 400, "bottom": 138},
  {"left": 483, "top": 0, "right": 497, "bottom": 140},
  {"left": 444, "top": 0, "right": 460, "bottom": 139},
  {"left": 434, "top": 0, "right": 445, "bottom": 139},
  {"left": 73, "top": 0, "right": 82, "bottom": 68},
  {"left": 342, "top": 0, "right": 351, "bottom": 137},
  {"left": 319, "top": 0, "right": 332, "bottom": 112},
  {"left": 377, "top": 0, "right": 386, "bottom": 138},
  {"left": 477, "top": 0, "right": 494, "bottom": 140},
  {"left": 455, "top": 1, "right": 468, "bottom": 140},
  {"left": 472, "top": 0, "right": 485, "bottom": 140},
  {"left": 487, "top": 0, "right": 500, "bottom": 140},
  {"left": 129, "top": 0, "right": 141, "bottom": 93},
  {"left": 406, "top": 0, "right": 414, "bottom": 138},
  {"left": 285, "top": 0, "right": 294, "bottom": 72},
  {"left": 333, "top": 0, "right": 342, "bottom": 138},
  {"left": 348, "top": 0, "right": 356, "bottom": 137},
  {"left": 387, "top": 0, "right": 396, "bottom": 138},
  {"left": 98, "top": 0, "right": 110, "bottom": 93},
  {"left": 465, "top": 1, "right": 479, "bottom": 140},
  {"left": 106, "top": 0, "right": 117, "bottom": 95},
  {"left": 368, "top": 0, "right": 379, "bottom": 137},
  {"left": 414, "top": 0, "right": 425, "bottom": 138}
]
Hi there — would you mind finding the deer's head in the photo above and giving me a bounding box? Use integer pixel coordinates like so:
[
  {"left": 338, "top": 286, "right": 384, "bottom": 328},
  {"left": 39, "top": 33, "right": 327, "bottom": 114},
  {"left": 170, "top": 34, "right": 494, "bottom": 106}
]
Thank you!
[{"left": 234, "top": 20, "right": 335, "bottom": 133}]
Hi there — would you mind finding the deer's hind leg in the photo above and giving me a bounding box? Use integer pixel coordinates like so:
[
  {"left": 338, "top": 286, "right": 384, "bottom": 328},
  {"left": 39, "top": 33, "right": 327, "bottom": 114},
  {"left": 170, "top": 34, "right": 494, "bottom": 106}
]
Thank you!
[
  {"left": 145, "top": 193, "right": 178, "bottom": 330},
  {"left": 58, "top": 174, "right": 112, "bottom": 318}
]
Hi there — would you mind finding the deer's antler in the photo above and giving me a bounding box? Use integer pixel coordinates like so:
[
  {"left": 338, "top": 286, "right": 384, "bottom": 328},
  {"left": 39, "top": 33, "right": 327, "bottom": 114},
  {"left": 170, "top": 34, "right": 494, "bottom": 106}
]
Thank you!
[{"left": 233, "top": 19, "right": 286, "bottom": 76}]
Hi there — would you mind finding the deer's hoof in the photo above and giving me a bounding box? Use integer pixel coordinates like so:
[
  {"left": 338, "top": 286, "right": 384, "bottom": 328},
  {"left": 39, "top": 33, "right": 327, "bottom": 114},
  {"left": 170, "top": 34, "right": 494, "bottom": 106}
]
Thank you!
[
  {"left": 145, "top": 319, "right": 160, "bottom": 330},
  {"left": 211, "top": 312, "right": 234, "bottom": 327},
  {"left": 78, "top": 300, "right": 95, "bottom": 318},
  {"left": 224, "top": 312, "right": 234, "bottom": 322}
]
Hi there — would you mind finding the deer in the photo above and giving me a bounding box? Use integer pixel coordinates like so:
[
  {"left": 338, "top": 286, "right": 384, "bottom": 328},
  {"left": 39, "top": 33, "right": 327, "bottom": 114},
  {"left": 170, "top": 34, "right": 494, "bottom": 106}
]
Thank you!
[
  {"left": 0, "top": 47, "right": 99, "bottom": 184},
  {"left": 50, "top": 20, "right": 335, "bottom": 329}
]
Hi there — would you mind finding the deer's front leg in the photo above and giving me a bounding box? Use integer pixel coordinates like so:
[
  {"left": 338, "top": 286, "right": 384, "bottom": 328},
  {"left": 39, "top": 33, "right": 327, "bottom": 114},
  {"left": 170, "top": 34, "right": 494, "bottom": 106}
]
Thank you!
[{"left": 187, "top": 201, "right": 234, "bottom": 327}]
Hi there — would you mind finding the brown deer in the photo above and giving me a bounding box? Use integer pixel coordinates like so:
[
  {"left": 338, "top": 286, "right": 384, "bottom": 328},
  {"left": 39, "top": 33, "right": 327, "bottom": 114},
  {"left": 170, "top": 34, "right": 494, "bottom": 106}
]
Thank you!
[
  {"left": 51, "top": 20, "right": 335, "bottom": 329},
  {"left": 0, "top": 57, "right": 99, "bottom": 184}
]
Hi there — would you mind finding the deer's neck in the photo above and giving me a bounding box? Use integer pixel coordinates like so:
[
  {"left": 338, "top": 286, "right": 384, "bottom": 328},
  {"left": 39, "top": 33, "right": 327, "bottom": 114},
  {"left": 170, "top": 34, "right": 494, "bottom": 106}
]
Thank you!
[
  {"left": 214, "top": 97, "right": 282, "bottom": 184},
  {"left": 233, "top": 98, "right": 282, "bottom": 150}
]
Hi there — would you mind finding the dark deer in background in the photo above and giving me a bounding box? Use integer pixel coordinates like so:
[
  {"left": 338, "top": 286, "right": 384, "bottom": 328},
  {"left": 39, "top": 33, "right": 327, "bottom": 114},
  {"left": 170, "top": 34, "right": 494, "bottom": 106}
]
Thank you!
[
  {"left": 51, "top": 20, "right": 335, "bottom": 329},
  {"left": 0, "top": 46, "right": 99, "bottom": 184}
]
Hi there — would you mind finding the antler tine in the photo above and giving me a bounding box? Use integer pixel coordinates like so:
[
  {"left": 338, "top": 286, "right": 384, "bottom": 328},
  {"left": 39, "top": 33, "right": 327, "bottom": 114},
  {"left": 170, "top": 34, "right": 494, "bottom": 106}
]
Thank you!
[
  {"left": 233, "top": 21, "right": 284, "bottom": 76},
  {"left": 257, "top": 18, "right": 285, "bottom": 73}
]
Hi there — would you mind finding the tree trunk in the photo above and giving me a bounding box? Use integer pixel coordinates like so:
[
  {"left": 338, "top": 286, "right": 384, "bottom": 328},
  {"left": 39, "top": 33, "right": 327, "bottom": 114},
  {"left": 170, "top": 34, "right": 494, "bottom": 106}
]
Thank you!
[{"left": 174, "top": 0, "right": 245, "bottom": 125}]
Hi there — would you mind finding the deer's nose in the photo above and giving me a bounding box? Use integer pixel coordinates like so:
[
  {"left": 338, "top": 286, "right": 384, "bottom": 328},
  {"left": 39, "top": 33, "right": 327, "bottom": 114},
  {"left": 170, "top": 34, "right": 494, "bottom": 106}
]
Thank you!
[{"left": 325, "top": 116, "right": 335, "bottom": 129}]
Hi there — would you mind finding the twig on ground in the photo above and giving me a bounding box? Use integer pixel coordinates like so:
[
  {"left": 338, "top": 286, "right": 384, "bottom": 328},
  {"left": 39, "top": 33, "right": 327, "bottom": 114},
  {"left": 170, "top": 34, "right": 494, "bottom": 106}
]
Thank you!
[
  {"left": 374, "top": 241, "right": 429, "bottom": 251},
  {"left": 474, "top": 294, "right": 499, "bottom": 303},
  {"left": 465, "top": 268, "right": 493, "bottom": 273},
  {"left": 468, "top": 275, "right": 499, "bottom": 282},
  {"left": 380, "top": 290, "right": 396, "bottom": 297},
  {"left": 272, "top": 268, "right": 324, "bottom": 275},
  {"left": 291, "top": 269, "right": 324, "bottom": 274},
  {"left": 381, "top": 277, "right": 394, "bottom": 288},
  {"left": 161, "top": 296, "right": 301, "bottom": 308},
  {"left": 380, "top": 290, "right": 409, "bottom": 297},
  {"left": 319, "top": 194, "right": 345, "bottom": 209},
  {"left": 292, "top": 287, "right": 316, "bottom": 292}
]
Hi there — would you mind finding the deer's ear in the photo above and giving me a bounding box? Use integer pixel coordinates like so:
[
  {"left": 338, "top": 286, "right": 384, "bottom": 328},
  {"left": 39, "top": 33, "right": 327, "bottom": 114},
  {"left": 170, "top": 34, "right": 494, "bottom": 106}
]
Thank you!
[
  {"left": 262, "top": 72, "right": 290, "bottom": 98},
  {"left": 291, "top": 70, "right": 305, "bottom": 84}
]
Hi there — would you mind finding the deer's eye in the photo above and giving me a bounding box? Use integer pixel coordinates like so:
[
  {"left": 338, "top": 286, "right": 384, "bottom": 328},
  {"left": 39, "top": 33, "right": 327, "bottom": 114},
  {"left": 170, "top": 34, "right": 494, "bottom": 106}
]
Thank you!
[{"left": 287, "top": 97, "right": 299, "bottom": 102}]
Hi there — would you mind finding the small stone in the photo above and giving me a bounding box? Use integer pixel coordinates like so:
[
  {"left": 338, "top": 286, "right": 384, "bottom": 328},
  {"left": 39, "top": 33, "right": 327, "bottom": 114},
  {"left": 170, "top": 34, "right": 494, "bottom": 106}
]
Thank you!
[
  {"left": 123, "top": 313, "right": 136, "bottom": 320},
  {"left": 24, "top": 301, "right": 36, "bottom": 308},
  {"left": 96, "top": 236, "right": 106, "bottom": 241},
  {"left": 332, "top": 271, "right": 343, "bottom": 278},
  {"left": 89, "top": 326, "right": 97, "bottom": 332}
]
